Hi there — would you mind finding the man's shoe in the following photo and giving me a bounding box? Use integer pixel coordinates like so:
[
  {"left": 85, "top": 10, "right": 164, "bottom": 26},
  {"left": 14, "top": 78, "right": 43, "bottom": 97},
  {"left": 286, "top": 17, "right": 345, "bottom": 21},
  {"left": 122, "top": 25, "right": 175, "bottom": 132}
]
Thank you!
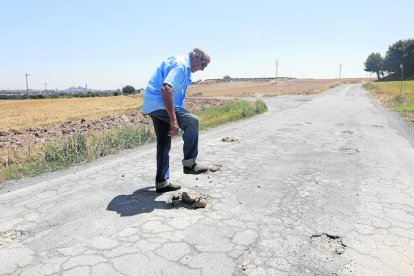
[
  {"left": 183, "top": 164, "right": 209, "bottom": 175},
  {"left": 156, "top": 183, "right": 181, "bottom": 193}
]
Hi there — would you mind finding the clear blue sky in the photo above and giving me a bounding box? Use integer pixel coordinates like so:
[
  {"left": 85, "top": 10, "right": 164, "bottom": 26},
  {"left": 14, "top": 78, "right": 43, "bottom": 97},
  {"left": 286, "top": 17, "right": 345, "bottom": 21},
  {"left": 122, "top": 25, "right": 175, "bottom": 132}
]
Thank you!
[{"left": 1, "top": 0, "right": 413, "bottom": 90}]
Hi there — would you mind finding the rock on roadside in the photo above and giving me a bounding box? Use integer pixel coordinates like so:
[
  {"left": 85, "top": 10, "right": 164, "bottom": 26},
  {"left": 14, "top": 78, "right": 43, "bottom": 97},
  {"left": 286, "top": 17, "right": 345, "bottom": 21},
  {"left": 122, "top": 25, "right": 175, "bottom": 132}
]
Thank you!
[
  {"left": 194, "top": 197, "right": 208, "bottom": 208},
  {"left": 182, "top": 191, "right": 200, "bottom": 204}
]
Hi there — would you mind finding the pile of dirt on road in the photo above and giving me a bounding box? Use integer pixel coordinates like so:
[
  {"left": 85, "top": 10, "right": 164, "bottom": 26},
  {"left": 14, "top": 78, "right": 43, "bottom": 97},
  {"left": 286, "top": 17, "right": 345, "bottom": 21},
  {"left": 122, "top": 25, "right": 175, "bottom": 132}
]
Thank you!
[{"left": 0, "top": 98, "right": 232, "bottom": 149}]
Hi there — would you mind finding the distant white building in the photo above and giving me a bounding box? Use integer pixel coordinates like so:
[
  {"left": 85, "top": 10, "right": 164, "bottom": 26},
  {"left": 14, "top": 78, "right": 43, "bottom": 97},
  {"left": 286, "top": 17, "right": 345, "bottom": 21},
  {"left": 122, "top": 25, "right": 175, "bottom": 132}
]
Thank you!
[{"left": 65, "top": 85, "right": 91, "bottom": 93}]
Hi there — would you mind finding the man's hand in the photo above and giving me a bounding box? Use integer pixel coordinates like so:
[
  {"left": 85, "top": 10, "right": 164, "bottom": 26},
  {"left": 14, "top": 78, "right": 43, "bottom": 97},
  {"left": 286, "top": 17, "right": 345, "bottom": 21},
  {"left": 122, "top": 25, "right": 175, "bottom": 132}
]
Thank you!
[
  {"left": 161, "top": 83, "right": 179, "bottom": 136},
  {"left": 169, "top": 121, "right": 179, "bottom": 137}
]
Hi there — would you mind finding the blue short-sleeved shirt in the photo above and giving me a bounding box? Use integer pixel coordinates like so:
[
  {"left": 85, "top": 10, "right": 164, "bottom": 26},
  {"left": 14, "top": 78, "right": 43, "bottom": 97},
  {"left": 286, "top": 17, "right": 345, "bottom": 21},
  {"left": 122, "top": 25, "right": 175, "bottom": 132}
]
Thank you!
[{"left": 142, "top": 55, "right": 192, "bottom": 114}]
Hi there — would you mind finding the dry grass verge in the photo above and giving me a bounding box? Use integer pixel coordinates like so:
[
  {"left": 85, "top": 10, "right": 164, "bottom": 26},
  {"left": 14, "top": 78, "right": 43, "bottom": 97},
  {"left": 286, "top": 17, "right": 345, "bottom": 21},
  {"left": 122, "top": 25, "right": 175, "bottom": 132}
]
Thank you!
[{"left": 363, "top": 81, "right": 414, "bottom": 122}]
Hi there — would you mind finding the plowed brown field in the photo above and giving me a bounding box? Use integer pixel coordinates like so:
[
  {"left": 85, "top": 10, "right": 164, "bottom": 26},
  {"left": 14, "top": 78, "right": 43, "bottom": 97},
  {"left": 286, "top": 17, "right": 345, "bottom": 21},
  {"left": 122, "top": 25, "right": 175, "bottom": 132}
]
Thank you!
[{"left": 188, "top": 78, "right": 369, "bottom": 97}]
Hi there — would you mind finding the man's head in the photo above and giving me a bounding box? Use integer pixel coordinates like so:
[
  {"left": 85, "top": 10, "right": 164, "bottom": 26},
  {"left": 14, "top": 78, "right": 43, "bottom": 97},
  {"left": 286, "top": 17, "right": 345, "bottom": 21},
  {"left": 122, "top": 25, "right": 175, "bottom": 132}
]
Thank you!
[{"left": 190, "top": 47, "right": 210, "bottom": 73}]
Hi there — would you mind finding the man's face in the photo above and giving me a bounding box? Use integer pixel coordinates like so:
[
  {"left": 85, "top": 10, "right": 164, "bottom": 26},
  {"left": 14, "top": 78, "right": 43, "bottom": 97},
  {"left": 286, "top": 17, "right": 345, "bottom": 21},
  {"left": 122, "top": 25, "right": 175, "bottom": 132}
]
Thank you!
[{"left": 192, "top": 55, "right": 210, "bottom": 73}]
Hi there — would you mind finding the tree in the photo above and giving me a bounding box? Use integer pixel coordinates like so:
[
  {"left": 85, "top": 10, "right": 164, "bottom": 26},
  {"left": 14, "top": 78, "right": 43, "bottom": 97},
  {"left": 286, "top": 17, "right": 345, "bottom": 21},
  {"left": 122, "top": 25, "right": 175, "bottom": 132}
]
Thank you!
[
  {"left": 122, "top": 85, "right": 135, "bottom": 94},
  {"left": 223, "top": 75, "right": 232, "bottom": 82},
  {"left": 384, "top": 39, "right": 414, "bottom": 80},
  {"left": 364, "top": 53, "right": 384, "bottom": 79}
]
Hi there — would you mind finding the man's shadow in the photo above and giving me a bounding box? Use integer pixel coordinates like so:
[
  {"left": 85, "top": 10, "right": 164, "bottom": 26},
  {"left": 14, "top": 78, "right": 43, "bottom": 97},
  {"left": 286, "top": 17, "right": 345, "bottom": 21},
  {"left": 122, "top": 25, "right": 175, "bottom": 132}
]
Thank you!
[{"left": 107, "top": 186, "right": 170, "bottom": 217}]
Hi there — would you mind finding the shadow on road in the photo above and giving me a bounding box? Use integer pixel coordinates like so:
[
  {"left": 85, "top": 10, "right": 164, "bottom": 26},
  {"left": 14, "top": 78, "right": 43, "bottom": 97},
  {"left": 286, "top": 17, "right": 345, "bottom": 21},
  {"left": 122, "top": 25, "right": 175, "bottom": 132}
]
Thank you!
[{"left": 106, "top": 186, "right": 170, "bottom": 217}]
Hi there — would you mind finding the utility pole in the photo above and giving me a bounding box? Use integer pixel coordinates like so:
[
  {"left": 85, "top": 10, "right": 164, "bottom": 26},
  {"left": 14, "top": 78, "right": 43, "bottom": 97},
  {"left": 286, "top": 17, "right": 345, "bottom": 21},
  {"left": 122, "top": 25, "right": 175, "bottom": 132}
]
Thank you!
[
  {"left": 25, "top": 73, "right": 30, "bottom": 97},
  {"left": 44, "top": 83, "right": 48, "bottom": 92},
  {"left": 400, "top": 64, "right": 404, "bottom": 97},
  {"left": 339, "top": 64, "right": 342, "bottom": 79},
  {"left": 275, "top": 60, "right": 279, "bottom": 79}
]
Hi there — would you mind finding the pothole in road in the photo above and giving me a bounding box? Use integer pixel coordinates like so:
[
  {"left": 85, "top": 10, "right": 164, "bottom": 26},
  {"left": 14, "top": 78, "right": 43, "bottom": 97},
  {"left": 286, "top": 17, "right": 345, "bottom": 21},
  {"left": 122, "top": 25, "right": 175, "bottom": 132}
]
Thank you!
[
  {"left": 311, "top": 233, "right": 346, "bottom": 255},
  {"left": 306, "top": 179, "right": 319, "bottom": 186},
  {"left": 339, "top": 147, "right": 360, "bottom": 154},
  {"left": 0, "top": 230, "right": 25, "bottom": 247},
  {"left": 341, "top": 130, "right": 354, "bottom": 134},
  {"left": 239, "top": 248, "right": 258, "bottom": 273},
  {"left": 221, "top": 137, "right": 240, "bottom": 143}
]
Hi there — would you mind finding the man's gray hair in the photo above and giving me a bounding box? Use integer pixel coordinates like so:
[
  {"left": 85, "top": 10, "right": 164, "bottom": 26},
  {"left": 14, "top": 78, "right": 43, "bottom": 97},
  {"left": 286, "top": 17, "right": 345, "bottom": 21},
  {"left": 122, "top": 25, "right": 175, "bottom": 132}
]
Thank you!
[{"left": 191, "top": 47, "right": 210, "bottom": 61}]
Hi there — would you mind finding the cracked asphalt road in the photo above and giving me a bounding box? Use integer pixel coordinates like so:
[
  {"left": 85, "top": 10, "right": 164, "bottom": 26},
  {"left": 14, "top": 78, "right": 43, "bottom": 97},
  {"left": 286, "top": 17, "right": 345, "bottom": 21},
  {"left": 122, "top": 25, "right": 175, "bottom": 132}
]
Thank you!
[{"left": 1, "top": 84, "right": 414, "bottom": 275}]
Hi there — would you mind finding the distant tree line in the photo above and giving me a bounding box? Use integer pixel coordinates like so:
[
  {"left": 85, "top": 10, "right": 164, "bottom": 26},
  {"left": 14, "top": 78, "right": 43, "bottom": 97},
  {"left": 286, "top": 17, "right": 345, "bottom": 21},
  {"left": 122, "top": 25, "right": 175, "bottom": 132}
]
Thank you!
[
  {"left": 364, "top": 38, "right": 414, "bottom": 81},
  {"left": 0, "top": 85, "right": 142, "bottom": 100}
]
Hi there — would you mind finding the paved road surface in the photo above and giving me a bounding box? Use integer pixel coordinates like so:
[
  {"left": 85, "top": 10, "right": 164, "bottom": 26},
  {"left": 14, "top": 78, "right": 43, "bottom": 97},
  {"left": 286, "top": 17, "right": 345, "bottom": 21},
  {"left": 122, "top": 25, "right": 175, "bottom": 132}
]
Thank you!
[{"left": 1, "top": 84, "right": 414, "bottom": 275}]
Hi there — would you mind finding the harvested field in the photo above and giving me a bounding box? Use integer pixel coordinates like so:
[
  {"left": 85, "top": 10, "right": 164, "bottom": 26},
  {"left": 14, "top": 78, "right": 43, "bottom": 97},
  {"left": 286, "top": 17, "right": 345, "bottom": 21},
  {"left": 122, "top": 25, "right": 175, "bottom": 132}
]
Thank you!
[
  {"left": 0, "top": 98, "right": 232, "bottom": 150},
  {"left": 188, "top": 78, "right": 370, "bottom": 97},
  {"left": 0, "top": 96, "right": 143, "bottom": 131}
]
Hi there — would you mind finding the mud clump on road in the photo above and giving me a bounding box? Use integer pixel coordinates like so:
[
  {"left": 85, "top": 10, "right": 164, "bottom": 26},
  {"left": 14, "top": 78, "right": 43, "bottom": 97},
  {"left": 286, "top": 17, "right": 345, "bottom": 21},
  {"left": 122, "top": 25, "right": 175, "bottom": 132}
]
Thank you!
[
  {"left": 171, "top": 191, "right": 209, "bottom": 209},
  {"left": 182, "top": 191, "right": 199, "bottom": 204},
  {"left": 193, "top": 197, "right": 208, "bottom": 208}
]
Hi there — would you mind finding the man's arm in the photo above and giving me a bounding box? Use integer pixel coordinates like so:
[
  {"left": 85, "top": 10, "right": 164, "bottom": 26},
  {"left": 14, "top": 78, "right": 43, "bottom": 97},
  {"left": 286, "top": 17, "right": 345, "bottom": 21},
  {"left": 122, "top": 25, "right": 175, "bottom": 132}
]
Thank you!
[{"left": 161, "top": 83, "right": 179, "bottom": 136}]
